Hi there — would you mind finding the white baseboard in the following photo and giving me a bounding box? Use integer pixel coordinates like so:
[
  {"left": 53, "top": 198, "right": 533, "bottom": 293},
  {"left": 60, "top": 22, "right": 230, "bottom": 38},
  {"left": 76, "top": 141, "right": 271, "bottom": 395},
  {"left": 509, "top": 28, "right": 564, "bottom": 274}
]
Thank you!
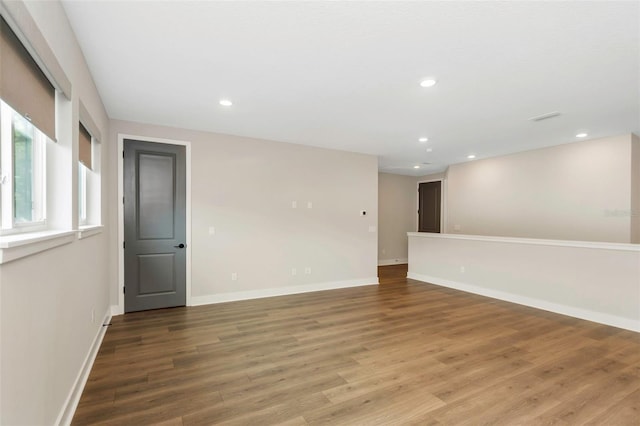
[
  {"left": 55, "top": 308, "right": 112, "bottom": 426},
  {"left": 190, "top": 277, "right": 379, "bottom": 306},
  {"left": 378, "top": 258, "right": 408, "bottom": 266},
  {"left": 408, "top": 272, "right": 640, "bottom": 333}
]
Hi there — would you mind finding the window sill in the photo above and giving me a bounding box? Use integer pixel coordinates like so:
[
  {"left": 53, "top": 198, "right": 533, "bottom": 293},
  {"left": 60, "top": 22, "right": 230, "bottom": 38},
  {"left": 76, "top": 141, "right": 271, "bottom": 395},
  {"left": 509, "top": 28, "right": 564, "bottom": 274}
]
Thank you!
[
  {"left": 0, "top": 230, "right": 76, "bottom": 264},
  {"left": 77, "top": 225, "right": 104, "bottom": 240}
]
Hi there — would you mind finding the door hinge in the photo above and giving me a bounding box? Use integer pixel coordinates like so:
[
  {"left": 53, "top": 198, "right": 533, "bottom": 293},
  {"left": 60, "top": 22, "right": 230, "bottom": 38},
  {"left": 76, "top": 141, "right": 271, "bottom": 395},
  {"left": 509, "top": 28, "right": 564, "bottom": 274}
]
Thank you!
[
  {"left": 123, "top": 286, "right": 126, "bottom": 294},
  {"left": 123, "top": 196, "right": 125, "bottom": 204},
  {"left": 122, "top": 151, "right": 125, "bottom": 158},
  {"left": 123, "top": 241, "right": 125, "bottom": 249}
]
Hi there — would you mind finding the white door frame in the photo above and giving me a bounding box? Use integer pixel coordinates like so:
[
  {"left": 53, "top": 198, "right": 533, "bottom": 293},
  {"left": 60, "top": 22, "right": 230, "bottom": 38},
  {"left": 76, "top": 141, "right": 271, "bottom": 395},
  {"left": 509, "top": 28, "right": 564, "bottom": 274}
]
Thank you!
[
  {"left": 416, "top": 178, "right": 446, "bottom": 233},
  {"left": 116, "top": 133, "right": 192, "bottom": 315}
]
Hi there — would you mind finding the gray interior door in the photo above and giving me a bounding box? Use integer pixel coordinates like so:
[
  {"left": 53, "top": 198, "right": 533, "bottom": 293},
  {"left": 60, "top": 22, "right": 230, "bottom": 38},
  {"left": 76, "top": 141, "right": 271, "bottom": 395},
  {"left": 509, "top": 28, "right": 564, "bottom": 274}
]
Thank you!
[
  {"left": 418, "top": 181, "right": 441, "bottom": 233},
  {"left": 124, "top": 139, "right": 186, "bottom": 313}
]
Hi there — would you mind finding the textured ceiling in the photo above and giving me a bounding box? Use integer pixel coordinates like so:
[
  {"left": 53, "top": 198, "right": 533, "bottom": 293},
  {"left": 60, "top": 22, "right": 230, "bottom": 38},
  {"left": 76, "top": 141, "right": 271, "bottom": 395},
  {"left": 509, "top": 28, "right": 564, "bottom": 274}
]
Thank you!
[{"left": 62, "top": 1, "right": 639, "bottom": 175}]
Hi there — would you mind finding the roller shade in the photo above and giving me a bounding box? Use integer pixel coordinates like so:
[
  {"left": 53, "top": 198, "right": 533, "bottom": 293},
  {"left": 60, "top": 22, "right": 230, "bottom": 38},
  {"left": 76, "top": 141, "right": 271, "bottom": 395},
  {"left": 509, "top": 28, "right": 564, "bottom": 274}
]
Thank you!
[
  {"left": 0, "top": 16, "right": 55, "bottom": 140},
  {"left": 79, "top": 122, "right": 92, "bottom": 169}
]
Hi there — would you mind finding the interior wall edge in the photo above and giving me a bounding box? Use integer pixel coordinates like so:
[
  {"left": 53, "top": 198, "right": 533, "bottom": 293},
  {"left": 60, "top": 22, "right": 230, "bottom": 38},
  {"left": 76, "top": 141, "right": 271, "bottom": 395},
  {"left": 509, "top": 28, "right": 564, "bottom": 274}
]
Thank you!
[
  {"left": 190, "top": 277, "right": 379, "bottom": 307},
  {"left": 55, "top": 307, "right": 111, "bottom": 426},
  {"left": 408, "top": 272, "right": 640, "bottom": 333}
]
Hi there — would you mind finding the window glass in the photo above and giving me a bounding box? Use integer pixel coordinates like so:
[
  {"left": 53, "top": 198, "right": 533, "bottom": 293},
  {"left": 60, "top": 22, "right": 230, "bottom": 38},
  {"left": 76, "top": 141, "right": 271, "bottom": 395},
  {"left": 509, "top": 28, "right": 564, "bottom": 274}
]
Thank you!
[
  {"left": 1, "top": 100, "right": 47, "bottom": 232},
  {"left": 13, "top": 112, "right": 34, "bottom": 222},
  {"left": 78, "top": 162, "right": 87, "bottom": 225}
]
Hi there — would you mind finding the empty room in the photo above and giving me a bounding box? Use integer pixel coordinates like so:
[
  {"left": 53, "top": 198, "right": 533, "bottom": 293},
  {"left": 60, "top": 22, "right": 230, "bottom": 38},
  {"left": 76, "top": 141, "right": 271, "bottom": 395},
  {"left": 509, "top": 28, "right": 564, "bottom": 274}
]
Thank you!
[{"left": 0, "top": 0, "right": 639, "bottom": 425}]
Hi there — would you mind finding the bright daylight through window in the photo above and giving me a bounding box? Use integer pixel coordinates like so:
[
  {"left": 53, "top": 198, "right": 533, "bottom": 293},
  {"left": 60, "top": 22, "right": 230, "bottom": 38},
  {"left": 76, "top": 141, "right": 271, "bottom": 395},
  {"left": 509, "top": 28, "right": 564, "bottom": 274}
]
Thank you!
[{"left": 1, "top": 100, "right": 48, "bottom": 233}]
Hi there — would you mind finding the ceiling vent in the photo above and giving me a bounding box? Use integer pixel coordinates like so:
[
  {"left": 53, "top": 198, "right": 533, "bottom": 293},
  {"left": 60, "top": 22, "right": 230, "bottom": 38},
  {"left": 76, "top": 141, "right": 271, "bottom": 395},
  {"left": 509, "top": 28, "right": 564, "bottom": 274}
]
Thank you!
[{"left": 529, "top": 111, "right": 561, "bottom": 122}]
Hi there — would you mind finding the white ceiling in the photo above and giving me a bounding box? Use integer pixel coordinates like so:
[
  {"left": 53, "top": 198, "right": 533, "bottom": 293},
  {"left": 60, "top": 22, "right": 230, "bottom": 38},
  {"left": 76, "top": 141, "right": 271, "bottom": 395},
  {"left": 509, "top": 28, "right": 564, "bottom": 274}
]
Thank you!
[{"left": 61, "top": 1, "right": 639, "bottom": 176}]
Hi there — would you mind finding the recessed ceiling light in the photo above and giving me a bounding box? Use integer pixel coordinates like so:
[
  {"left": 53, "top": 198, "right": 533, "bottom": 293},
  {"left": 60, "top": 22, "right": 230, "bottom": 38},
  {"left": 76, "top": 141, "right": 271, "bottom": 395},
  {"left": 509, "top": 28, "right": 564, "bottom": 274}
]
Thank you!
[
  {"left": 420, "top": 79, "right": 437, "bottom": 88},
  {"left": 467, "top": 154, "right": 476, "bottom": 159},
  {"left": 426, "top": 148, "right": 433, "bottom": 153},
  {"left": 413, "top": 165, "right": 420, "bottom": 169},
  {"left": 576, "top": 132, "right": 588, "bottom": 138},
  {"left": 219, "top": 99, "right": 233, "bottom": 107},
  {"left": 418, "top": 137, "right": 428, "bottom": 143}
]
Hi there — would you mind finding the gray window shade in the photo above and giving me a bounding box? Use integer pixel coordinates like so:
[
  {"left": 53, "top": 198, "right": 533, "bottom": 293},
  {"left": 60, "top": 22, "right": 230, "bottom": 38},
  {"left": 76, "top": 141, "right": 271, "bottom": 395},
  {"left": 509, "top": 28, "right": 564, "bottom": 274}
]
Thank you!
[
  {"left": 79, "top": 122, "right": 92, "bottom": 169},
  {"left": 0, "top": 16, "right": 55, "bottom": 141}
]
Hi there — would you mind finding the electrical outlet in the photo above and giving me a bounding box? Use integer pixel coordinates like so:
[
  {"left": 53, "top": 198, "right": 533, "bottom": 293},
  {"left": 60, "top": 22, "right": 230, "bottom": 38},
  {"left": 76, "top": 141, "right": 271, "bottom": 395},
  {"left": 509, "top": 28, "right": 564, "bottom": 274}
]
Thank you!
[
  {"left": 231, "top": 272, "right": 238, "bottom": 281},
  {"left": 307, "top": 201, "right": 313, "bottom": 209},
  {"left": 291, "top": 201, "right": 297, "bottom": 209},
  {"left": 208, "top": 226, "right": 215, "bottom": 235}
]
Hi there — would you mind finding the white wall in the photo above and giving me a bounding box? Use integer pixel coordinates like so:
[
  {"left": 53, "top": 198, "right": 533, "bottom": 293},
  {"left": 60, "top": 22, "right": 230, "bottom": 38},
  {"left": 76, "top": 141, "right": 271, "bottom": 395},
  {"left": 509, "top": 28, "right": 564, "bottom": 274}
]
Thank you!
[
  {"left": 377, "top": 173, "right": 417, "bottom": 265},
  {"left": 417, "top": 172, "right": 446, "bottom": 182},
  {"left": 109, "top": 120, "right": 379, "bottom": 307},
  {"left": 408, "top": 233, "right": 640, "bottom": 332},
  {"left": 0, "top": 1, "right": 110, "bottom": 425},
  {"left": 631, "top": 134, "right": 640, "bottom": 243},
  {"left": 377, "top": 171, "right": 448, "bottom": 265},
  {"left": 446, "top": 134, "right": 635, "bottom": 243}
]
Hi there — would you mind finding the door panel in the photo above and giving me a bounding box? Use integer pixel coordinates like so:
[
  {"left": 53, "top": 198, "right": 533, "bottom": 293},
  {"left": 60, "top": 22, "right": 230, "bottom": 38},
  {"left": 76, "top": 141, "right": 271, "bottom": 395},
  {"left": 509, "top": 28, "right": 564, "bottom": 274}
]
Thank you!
[
  {"left": 124, "top": 139, "right": 186, "bottom": 313},
  {"left": 137, "top": 254, "right": 176, "bottom": 295},
  {"left": 138, "top": 153, "right": 176, "bottom": 240},
  {"left": 418, "top": 181, "right": 441, "bottom": 233}
]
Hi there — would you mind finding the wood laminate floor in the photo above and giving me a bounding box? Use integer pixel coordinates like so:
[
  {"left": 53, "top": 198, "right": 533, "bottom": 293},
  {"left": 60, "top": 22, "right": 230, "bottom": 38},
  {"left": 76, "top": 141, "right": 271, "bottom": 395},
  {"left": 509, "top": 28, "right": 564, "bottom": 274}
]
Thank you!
[{"left": 73, "top": 265, "right": 640, "bottom": 425}]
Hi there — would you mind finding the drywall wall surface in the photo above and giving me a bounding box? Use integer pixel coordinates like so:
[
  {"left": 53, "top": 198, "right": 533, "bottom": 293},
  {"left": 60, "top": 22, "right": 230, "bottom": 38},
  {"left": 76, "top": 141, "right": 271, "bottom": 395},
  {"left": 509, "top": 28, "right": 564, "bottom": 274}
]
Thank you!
[
  {"left": 378, "top": 173, "right": 417, "bottom": 264},
  {"left": 446, "top": 134, "right": 633, "bottom": 243},
  {"left": 408, "top": 233, "right": 640, "bottom": 331},
  {"left": 1, "top": 236, "right": 111, "bottom": 425},
  {"left": 631, "top": 133, "right": 640, "bottom": 244},
  {"left": 417, "top": 172, "right": 446, "bottom": 182},
  {"left": 0, "top": 1, "right": 111, "bottom": 424},
  {"left": 109, "top": 119, "right": 379, "bottom": 303}
]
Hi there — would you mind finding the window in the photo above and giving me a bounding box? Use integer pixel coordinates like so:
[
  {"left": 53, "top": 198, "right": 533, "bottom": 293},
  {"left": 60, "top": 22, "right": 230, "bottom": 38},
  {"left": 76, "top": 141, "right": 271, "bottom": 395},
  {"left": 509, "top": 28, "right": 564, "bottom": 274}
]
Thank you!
[
  {"left": 78, "top": 162, "right": 87, "bottom": 225},
  {"left": 0, "top": 100, "right": 48, "bottom": 233},
  {"left": 0, "top": 11, "right": 77, "bottom": 262},
  {"left": 0, "top": 16, "right": 56, "bottom": 235},
  {"left": 78, "top": 122, "right": 91, "bottom": 226},
  {"left": 77, "top": 116, "right": 101, "bottom": 228}
]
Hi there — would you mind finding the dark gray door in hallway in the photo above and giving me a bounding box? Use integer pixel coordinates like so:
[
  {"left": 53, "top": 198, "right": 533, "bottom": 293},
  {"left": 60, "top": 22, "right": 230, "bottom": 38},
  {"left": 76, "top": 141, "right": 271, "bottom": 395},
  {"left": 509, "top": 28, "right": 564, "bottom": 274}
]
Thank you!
[
  {"left": 124, "top": 139, "right": 186, "bottom": 312},
  {"left": 418, "top": 181, "right": 441, "bottom": 233}
]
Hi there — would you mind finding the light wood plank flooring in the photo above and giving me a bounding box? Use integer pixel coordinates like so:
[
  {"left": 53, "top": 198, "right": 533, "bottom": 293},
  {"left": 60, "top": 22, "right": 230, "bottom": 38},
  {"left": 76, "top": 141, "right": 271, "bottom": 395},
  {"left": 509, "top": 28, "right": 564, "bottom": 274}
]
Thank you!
[{"left": 73, "top": 265, "right": 640, "bottom": 425}]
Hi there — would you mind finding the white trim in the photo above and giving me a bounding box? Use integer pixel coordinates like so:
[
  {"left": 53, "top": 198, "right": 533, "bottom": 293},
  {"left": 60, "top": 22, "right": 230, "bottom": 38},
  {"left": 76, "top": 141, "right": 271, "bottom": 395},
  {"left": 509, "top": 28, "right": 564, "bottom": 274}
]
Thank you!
[
  {"left": 55, "top": 308, "right": 111, "bottom": 426},
  {"left": 0, "top": 229, "right": 75, "bottom": 264},
  {"left": 116, "top": 136, "right": 124, "bottom": 315},
  {"left": 378, "top": 258, "right": 408, "bottom": 266},
  {"left": 110, "top": 305, "right": 120, "bottom": 317},
  {"left": 78, "top": 101, "right": 102, "bottom": 143},
  {"left": 407, "top": 232, "right": 640, "bottom": 252},
  {"left": 77, "top": 225, "right": 103, "bottom": 240},
  {"left": 408, "top": 272, "right": 640, "bottom": 332},
  {"left": 185, "top": 143, "right": 192, "bottom": 307},
  {"left": 416, "top": 177, "right": 446, "bottom": 232},
  {"left": 191, "top": 277, "right": 379, "bottom": 306},
  {"left": 117, "top": 134, "right": 192, "bottom": 315}
]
